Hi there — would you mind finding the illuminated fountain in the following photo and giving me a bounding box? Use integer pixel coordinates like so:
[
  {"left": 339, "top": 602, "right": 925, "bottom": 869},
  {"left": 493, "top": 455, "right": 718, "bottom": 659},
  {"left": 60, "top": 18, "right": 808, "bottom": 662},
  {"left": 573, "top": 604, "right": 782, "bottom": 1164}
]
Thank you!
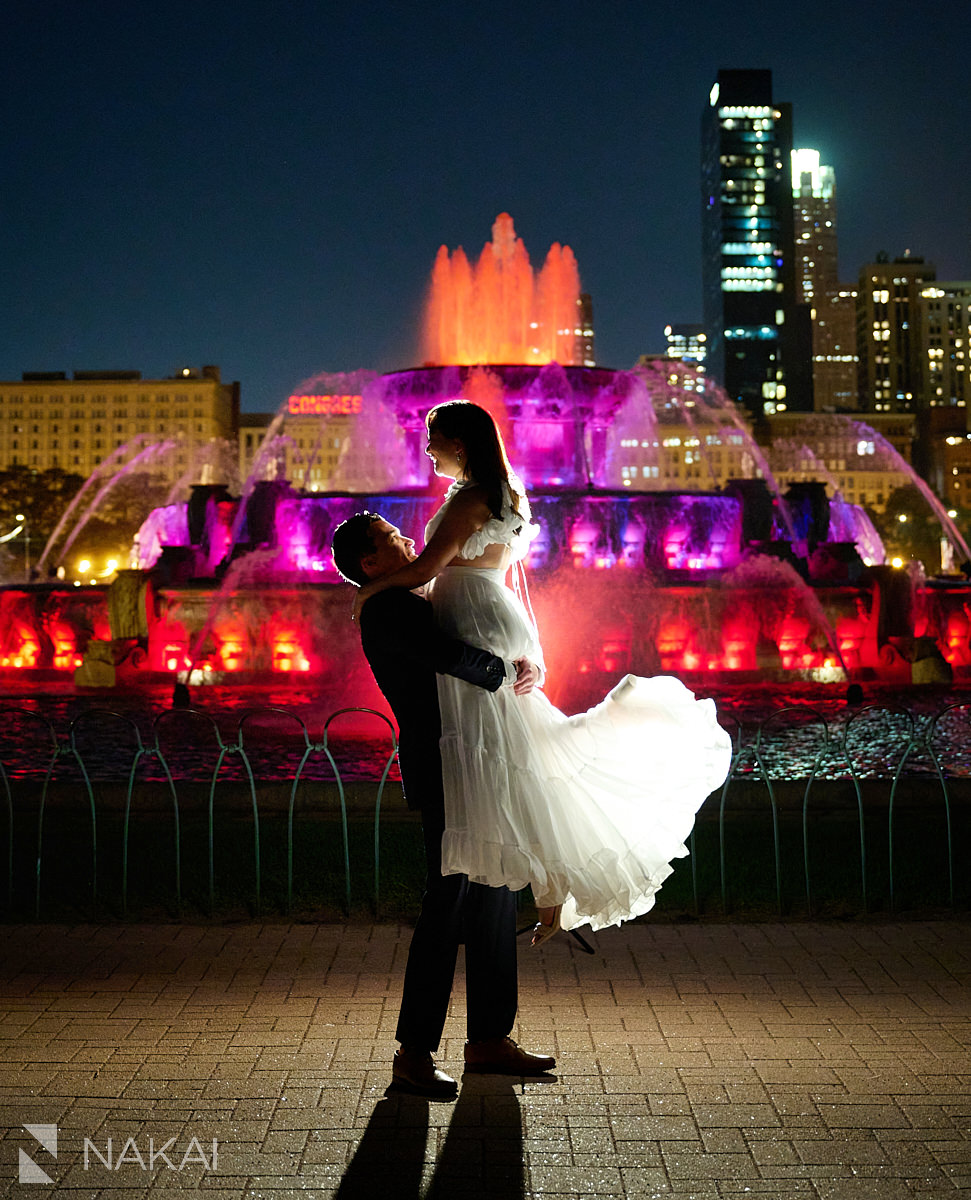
[
  {"left": 424, "top": 212, "right": 580, "bottom": 366},
  {"left": 3, "top": 216, "right": 970, "bottom": 701},
  {"left": 111, "top": 360, "right": 970, "bottom": 703}
]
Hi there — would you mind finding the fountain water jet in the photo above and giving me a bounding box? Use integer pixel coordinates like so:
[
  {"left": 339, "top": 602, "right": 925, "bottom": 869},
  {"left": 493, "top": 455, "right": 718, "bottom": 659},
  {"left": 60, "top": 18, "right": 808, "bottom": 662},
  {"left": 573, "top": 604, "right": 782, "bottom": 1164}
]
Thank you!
[
  {"left": 55, "top": 440, "right": 178, "bottom": 568},
  {"left": 163, "top": 439, "right": 240, "bottom": 508},
  {"left": 423, "top": 214, "right": 580, "bottom": 366},
  {"left": 36, "top": 433, "right": 162, "bottom": 575}
]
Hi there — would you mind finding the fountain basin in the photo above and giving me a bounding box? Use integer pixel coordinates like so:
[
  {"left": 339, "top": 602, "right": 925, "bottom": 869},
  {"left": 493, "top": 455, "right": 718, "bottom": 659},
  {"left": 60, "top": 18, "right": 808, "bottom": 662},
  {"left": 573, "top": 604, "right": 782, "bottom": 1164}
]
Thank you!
[
  {"left": 8, "top": 351, "right": 969, "bottom": 697},
  {"left": 4, "top": 543, "right": 969, "bottom": 709}
]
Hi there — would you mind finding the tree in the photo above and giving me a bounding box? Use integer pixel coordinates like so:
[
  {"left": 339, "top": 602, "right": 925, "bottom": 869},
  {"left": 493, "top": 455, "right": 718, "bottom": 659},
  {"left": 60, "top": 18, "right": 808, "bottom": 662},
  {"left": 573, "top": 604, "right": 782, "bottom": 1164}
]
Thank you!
[
  {"left": 0, "top": 466, "right": 85, "bottom": 580},
  {"left": 44, "top": 470, "right": 173, "bottom": 577},
  {"left": 0, "top": 466, "right": 171, "bottom": 581},
  {"left": 874, "top": 485, "right": 954, "bottom": 575}
]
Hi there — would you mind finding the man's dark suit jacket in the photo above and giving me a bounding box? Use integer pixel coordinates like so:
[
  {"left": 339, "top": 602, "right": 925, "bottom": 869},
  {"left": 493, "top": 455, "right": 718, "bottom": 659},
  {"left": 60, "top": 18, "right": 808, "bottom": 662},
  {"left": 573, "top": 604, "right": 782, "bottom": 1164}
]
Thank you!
[{"left": 358, "top": 587, "right": 508, "bottom": 810}]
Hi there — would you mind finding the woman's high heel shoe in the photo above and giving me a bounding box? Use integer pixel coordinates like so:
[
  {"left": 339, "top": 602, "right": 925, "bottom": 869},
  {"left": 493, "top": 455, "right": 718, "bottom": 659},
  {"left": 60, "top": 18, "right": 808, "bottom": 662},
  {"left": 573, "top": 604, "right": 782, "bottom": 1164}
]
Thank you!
[{"left": 531, "top": 904, "right": 562, "bottom": 948}]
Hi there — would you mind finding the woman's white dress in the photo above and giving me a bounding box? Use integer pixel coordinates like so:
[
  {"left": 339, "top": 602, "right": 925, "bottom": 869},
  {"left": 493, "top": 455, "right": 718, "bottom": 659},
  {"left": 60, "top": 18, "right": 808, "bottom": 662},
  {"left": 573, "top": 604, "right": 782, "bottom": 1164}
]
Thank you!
[{"left": 427, "top": 478, "right": 733, "bottom": 933}]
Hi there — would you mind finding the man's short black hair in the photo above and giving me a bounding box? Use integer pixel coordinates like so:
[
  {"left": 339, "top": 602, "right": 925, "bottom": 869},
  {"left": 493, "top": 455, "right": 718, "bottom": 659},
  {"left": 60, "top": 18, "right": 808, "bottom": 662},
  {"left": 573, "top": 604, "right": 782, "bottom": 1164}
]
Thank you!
[{"left": 331, "top": 511, "right": 384, "bottom": 585}]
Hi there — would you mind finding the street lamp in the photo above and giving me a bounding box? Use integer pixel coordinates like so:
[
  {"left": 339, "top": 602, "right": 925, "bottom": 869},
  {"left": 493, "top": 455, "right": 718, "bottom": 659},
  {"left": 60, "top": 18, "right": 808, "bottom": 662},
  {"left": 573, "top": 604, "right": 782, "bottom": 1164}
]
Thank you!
[
  {"left": 0, "top": 514, "right": 28, "bottom": 578},
  {"left": 15, "top": 513, "right": 29, "bottom": 577}
]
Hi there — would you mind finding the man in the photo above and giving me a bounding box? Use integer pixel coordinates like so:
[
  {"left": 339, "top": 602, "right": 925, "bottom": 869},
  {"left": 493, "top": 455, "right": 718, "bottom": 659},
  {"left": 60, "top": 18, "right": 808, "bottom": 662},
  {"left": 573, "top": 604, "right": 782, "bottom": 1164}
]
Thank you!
[{"left": 331, "top": 512, "right": 555, "bottom": 1098}]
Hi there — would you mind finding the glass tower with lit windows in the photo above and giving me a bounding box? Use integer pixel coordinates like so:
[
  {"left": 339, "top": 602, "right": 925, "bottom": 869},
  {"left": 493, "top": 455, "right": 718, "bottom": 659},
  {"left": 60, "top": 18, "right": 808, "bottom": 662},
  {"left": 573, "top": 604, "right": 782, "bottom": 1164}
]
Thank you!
[{"left": 701, "top": 69, "right": 812, "bottom": 417}]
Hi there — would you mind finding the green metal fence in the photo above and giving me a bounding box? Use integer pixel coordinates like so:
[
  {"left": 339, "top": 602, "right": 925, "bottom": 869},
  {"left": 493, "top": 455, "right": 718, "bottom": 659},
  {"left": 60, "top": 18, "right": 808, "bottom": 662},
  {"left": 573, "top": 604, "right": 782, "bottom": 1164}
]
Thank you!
[{"left": 0, "top": 699, "right": 967, "bottom": 921}]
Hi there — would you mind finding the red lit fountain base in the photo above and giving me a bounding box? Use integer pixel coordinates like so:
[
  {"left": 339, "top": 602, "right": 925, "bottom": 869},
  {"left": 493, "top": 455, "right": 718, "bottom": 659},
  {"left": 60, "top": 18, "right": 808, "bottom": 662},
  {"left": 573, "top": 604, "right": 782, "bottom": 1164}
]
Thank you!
[{"left": 4, "top": 570, "right": 969, "bottom": 711}]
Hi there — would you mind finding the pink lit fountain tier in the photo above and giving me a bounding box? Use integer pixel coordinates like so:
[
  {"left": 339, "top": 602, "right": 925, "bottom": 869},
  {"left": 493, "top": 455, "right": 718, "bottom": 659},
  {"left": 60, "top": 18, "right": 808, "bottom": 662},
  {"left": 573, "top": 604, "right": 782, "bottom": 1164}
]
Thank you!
[{"left": 1, "top": 358, "right": 963, "bottom": 705}]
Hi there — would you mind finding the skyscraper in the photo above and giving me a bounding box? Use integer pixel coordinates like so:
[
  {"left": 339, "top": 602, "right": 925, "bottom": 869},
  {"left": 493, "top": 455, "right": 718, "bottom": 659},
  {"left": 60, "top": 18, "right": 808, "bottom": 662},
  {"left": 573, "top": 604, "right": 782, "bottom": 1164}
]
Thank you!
[
  {"left": 574, "top": 293, "right": 596, "bottom": 367},
  {"left": 664, "top": 323, "right": 708, "bottom": 371},
  {"left": 921, "top": 281, "right": 971, "bottom": 412},
  {"left": 857, "top": 254, "right": 937, "bottom": 414},
  {"left": 791, "top": 148, "right": 858, "bottom": 410},
  {"left": 857, "top": 253, "right": 940, "bottom": 483},
  {"left": 918, "top": 280, "right": 971, "bottom": 498},
  {"left": 702, "top": 69, "right": 812, "bottom": 417},
  {"left": 791, "top": 149, "right": 837, "bottom": 305}
]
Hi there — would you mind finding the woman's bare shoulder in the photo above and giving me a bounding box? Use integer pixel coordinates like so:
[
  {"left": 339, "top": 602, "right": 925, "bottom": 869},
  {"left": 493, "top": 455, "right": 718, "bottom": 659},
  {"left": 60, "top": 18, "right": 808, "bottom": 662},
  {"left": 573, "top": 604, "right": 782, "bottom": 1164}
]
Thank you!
[{"left": 444, "top": 483, "right": 491, "bottom": 516}]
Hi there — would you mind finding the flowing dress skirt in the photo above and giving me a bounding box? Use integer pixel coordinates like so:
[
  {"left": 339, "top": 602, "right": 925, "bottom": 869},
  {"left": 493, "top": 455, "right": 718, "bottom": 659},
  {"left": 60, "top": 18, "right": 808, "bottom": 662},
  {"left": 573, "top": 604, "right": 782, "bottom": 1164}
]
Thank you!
[{"left": 431, "top": 565, "right": 733, "bottom": 932}]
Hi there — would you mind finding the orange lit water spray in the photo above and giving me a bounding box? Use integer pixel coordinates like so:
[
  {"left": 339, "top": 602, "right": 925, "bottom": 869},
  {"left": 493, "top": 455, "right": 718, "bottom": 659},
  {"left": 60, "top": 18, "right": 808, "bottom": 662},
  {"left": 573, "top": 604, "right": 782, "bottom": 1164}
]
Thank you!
[{"left": 423, "top": 213, "right": 580, "bottom": 366}]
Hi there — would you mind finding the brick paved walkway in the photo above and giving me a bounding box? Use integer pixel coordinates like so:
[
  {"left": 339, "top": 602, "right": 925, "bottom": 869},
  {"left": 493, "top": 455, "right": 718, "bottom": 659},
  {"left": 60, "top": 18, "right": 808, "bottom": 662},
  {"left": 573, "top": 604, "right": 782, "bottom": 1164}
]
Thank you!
[{"left": 0, "top": 920, "right": 969, "bottom": 1197}]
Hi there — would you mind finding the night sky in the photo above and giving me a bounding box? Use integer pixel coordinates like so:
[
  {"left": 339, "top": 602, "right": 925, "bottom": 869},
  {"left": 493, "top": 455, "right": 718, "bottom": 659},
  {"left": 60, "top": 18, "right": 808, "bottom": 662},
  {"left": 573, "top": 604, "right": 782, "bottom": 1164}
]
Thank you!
[{"left": 5, "top": 1, "right": 969, "bottom": 413}]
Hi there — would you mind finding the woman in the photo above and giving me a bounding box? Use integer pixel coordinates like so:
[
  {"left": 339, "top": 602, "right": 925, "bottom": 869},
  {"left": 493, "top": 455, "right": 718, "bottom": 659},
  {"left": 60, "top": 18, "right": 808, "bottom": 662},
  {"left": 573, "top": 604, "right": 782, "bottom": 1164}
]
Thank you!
[{"left": 353, "top": 401, "right": 732, "bottom": 937}]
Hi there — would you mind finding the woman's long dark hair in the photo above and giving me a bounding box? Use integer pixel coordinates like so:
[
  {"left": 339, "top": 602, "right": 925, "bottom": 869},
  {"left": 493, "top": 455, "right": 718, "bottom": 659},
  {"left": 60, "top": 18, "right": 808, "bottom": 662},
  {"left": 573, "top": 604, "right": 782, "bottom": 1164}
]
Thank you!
[{"left": 426, "top": 400, "right": 519, "bottom": 519}]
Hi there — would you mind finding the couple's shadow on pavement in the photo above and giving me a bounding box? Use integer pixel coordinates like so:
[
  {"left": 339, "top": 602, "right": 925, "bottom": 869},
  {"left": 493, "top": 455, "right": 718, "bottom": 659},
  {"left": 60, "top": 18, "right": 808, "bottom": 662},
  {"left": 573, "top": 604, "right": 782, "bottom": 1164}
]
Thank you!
[{"left": 334, "top": 1071, "right": 555, "bottom": 1199}]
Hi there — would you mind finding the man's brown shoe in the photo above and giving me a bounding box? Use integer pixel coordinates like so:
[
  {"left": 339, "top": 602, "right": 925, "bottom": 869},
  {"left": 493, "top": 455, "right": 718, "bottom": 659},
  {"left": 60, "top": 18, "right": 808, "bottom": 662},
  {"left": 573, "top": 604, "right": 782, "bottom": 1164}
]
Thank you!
[
  {"left": 391, "top": 1048, "right": 458, "bottom": 1098},
  {"left": 463, "top": 1036, "right": 556, "bottom": 1075}
]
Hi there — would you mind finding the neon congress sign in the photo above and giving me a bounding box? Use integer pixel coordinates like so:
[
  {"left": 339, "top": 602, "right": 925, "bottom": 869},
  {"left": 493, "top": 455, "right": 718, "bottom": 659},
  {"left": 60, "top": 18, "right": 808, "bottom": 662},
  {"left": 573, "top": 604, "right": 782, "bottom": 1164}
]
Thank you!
[{"left": 287, "top": 394, "right": 363, "bottom": 415}]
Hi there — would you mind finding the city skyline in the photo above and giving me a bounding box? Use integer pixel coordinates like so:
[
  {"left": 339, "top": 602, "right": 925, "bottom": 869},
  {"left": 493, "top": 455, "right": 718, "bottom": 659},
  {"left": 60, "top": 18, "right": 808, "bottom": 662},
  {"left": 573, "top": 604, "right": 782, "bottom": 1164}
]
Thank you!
[{"left": 5, "top": 0, "right": 970, "bottom": 412}]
